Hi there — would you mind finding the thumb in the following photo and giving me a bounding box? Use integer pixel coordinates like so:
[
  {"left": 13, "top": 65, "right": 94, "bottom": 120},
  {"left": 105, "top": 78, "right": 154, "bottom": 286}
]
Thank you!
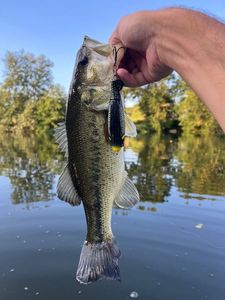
[{"left": 109, "top": 27, "right": 121, "bottom": 45}]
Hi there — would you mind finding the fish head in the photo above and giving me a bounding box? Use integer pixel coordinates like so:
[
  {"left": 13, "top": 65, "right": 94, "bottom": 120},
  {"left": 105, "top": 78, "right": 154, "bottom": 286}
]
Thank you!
[{"left": 75, "top": 36, "right": 114, "bottom": 111}]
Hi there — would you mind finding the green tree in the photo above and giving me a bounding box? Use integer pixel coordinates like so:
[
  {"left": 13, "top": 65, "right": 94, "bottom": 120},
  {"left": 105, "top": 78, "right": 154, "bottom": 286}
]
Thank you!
[
  {"left": 35, "top": 84, "right": 66, "bottom": 134},
  {"left": 2, "top": 50, "right": 53, "bottom": 100},
  {"left": 175, "top": 78, "right": 221, "bottom": 135},
  {"left": 124, "top": 74, "right": 178, "bottom": 134},
  {"left": 0, "top": 50, "right": 66, "bottom": 134}
]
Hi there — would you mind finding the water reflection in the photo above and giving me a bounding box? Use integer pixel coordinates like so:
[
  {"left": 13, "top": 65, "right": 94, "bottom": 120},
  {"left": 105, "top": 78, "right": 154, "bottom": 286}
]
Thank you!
[
  {"left": 0, "top": 133, "right": 64, "bottom": 204},
  {"left": 126, "top": 135, "right": 177, "bottom": 202},
  {"left": 173, "top": 134, "right": 225, "bottom": 197},
  {"left": 0, "top": 132, "right": 224, "bottom": 205}
]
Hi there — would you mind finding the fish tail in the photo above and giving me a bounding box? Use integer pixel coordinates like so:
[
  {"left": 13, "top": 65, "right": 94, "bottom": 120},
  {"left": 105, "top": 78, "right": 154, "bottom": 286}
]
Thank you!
[{"left": 76, "top": 239, "right": 121, "bottom": 284}]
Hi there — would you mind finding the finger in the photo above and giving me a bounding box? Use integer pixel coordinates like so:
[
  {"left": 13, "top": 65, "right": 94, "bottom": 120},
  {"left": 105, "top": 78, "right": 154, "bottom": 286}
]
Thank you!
[
  {"left": 117, "top": 68, "right": 148, "bottom": 87},
  {"left": 109, "top": 36, "right": 121, "bottom": 45},
  {"left": 109, "top": 27, "right": 121, "bottom": 45}
]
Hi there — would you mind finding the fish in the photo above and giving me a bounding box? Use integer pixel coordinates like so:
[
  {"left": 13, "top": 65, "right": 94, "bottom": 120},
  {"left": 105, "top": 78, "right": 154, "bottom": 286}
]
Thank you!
[{"left": 55, "top": 36, "right": 139, "bottom": 284}]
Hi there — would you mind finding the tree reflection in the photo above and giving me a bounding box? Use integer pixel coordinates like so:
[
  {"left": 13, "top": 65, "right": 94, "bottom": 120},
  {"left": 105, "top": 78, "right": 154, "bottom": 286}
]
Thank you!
[
  {"left": 0, "top": 133, "right": 64, "bottom": 204},
  {"left": 0, "top": 132, "right": 224, "bottom": 206},
  {"left": 174, "top": 134, "right": 225, "bottom": 196},
  {"left": 126, "top": 133, "right": 225, "bottom": 203},
  {"left": 126, "top": 135, "right": 177, "bottom": 202}
]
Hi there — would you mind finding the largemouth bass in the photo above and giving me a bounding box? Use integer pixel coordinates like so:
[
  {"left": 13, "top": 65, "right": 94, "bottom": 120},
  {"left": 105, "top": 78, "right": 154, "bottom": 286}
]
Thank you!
[{"left": 55, "top": 36, "right": 139, "bottom": 284}]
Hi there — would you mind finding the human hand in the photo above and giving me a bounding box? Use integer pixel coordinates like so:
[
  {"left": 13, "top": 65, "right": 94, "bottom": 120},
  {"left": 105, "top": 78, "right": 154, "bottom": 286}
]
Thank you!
[
  {"left": 109, "top": 11, "right": 172, "bottom": 87},
  {"left": 110, "top": 8, "right": 225, "bottom": 132}
]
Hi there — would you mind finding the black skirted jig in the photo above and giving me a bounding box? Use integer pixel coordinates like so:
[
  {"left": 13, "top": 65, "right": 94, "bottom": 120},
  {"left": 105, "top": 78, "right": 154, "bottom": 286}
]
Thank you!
[
  {"left": 108, "top": 45, "right": 126, "bottom": 152},
  {"left": 108, "top": 79, "right": 125, "bottom": 152}
]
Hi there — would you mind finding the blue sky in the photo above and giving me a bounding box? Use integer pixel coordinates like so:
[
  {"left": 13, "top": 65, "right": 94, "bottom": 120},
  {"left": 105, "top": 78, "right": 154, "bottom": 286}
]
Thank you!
[{"left": 1, "top": 0, "right": 225, "bottom": 91}]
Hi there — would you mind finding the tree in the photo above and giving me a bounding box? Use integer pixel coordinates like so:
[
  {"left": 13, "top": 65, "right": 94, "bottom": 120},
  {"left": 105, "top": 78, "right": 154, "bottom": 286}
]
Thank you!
[
  {"left": 171, "top": 76, "right": 221, "bottom": 135},
  {"left": 123, "top": 74, "right": 178, "bottom": 134},
  {"left": 34, "top": 84, "right": 66, "bottom": 134},
  {"left": 2, "top": 50, "right": 53, "bottom": 100},
  {"left": 0, "top": 50, "right": 66, "bottom": 134},
  {"left": 124, "top": 74, "right": 222, "bottom": 136}
]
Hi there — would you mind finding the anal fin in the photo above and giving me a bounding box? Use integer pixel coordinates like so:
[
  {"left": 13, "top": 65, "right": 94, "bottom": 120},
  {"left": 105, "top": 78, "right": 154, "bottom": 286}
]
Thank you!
[{"left": 57, "top": 164, "right": 81, "bottom": 206}]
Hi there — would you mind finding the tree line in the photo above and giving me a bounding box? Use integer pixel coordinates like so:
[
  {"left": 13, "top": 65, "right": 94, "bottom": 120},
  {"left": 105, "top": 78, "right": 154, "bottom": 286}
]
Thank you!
[
  {"left": 125, "top": 73, "right": 222, "bottom": 136},
  {"left": 0, "top": 50, "right": 222, "bottom": 136}
]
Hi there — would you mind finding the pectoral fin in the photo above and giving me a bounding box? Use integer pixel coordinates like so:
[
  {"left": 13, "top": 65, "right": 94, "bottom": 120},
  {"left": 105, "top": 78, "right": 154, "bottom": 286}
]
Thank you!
[
  {"left": 125, "top": 113, "right": 137, "bottom": 137},
  {"left": 114, "top": 173, "right": 139, "bottom": 209},
  {"left": 57, "top": 164, "right": 81, "bottom": 206}
]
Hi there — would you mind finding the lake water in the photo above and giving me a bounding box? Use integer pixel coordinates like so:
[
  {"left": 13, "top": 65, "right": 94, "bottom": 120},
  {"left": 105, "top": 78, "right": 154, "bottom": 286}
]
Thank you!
[{"left": 0, "top": 133, "right": 225, "bottom": 300}]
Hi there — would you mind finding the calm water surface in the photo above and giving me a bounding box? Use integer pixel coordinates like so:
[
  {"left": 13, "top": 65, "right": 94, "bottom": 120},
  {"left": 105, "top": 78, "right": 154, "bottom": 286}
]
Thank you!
[{"left": 0, "top": 133, "right": 225, "bottom": 300}]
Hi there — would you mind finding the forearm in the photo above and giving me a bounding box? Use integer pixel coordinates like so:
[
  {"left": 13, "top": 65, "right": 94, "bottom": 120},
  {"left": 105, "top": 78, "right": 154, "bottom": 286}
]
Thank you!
[{"left": 153, "top": 8, "right": 225, "bottom": 131}]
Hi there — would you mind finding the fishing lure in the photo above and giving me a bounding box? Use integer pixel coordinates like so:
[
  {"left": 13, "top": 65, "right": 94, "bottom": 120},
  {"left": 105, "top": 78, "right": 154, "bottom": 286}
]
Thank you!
[
  {"left": 108, "top": 46, "right": 126, "bottom": 152},
  {"left": 108, "top": 78, "right": 125, "bottom": 152}
]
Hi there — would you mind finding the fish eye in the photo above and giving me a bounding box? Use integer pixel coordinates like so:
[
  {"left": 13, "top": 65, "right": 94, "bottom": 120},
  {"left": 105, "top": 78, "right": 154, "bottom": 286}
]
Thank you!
[{"left": 79, "top": 56, "right": 88, "bottom": 66}]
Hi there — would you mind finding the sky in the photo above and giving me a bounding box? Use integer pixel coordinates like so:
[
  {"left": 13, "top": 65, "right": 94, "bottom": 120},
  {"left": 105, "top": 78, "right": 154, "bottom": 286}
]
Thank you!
[{"left": 1, "top": 0, "right": 225, "bottom": 91}]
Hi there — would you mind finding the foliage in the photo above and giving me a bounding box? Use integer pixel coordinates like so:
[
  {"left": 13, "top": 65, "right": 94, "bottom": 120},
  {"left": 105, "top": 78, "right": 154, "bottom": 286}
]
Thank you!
[
  {"left": 125, "top": 104, "right": 144, "bottom": 123},
  {"left": 34, "top": 85, "right": 66, "bottom": 134},
  {"left": 0, "top": 50, "right": 66, "bottom": 134},
  {"left": 125, "top": 104, "right": 145, "bottom": 133},
  {"left": 124, "top": 74, "right": 179, "bottom": 134},
  {"left": 2, "top": 50, "right": 53, "bottom": 100},
  {"left": 0, "top": 50, "right": 222, "bottom": 136},
  {"left": 124, "top": 73, "right": 222, "bottom": 136},
  {"left": 175, "top": 79, "right": 221, "bottom": 135}
]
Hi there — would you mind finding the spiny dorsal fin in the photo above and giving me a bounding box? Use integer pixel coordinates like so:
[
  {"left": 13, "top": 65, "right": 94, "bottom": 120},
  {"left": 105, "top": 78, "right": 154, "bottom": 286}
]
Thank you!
[
  {"left": 114, "top": 173, "right": 139, "bottom": 209},
  {"left": 54, "top": 122, "right": 68, "bottom": 156},
  {"left": 125, "top": 113, "right": 137, "bottom": 137},
  {"left": 57, "top": 164, "right": 81, "bottom": 206}
]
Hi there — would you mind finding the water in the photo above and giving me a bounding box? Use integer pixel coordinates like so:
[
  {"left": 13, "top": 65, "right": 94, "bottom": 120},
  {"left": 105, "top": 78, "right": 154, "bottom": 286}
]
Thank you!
[{"left": 0, "top": 133, "right": 225, "bottom": 300}]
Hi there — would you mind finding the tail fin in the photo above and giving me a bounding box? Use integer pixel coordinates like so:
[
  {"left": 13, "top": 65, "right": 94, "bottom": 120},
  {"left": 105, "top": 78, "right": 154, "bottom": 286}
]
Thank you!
[{"left": 76, "top": 239, "right": 121, "bottom": 284}]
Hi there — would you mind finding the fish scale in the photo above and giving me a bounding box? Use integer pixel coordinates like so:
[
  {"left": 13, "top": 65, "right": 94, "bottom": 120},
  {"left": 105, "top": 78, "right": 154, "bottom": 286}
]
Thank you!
[{"left": 67, "top": 94, "right": 123, "bottom": 243}]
